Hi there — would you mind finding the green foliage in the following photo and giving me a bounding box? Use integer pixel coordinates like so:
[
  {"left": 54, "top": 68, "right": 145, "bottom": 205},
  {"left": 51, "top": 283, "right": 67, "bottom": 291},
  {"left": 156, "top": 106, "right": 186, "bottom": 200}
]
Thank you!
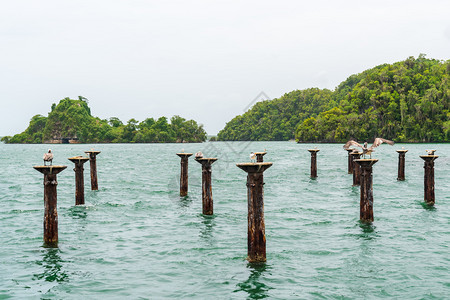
[
  {"left": 7, "top": 114, "right": 48, "bottom": 143},
  {"left": 218, "top": 55, "right": 450, "bottom": 142},
  {"left": 6, "top": 99, "right": 207, "bottom": 144},
  {"left": 218, "top": 88, "right": 334, "bottom": 141},
  {"left": 296, "top": 55, "right": 449, "bottom": 142}
]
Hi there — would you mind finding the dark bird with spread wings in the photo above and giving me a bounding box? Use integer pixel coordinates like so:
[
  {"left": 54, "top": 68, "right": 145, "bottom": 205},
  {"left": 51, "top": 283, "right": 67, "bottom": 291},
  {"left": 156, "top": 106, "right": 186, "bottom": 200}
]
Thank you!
[
  {"left": 43, "top": 149, "right": 53, "bottom": 166},
  {"left": 343, "top": 138, "right": 395, "bottom": 158}
]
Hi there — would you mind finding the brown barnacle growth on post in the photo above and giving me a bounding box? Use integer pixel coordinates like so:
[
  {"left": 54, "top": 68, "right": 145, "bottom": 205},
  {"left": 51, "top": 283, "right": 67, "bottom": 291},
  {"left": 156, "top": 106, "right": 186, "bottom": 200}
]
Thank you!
[
  {"left": 420, "top": 155, "right": 438, "bottom": 206},
  {"left": 254, "top": 152, "right": 267, "bottom": 163},
  {"left": 84, "top": 150, "right": 101, "bottom": 191},
  {"left": 345, "top": 148, "right": 355, "bottom": 174},
  {"left": 68, "top": 156, "right": 90, "bottom": 205},
  {"left": 33, "top": 165, "right": 67, "bottom": 247},
  {"left": 236, "top": 162, "right": 273, "bottom": 263},
  {"left": 350, "top": 152, "right": 363, "bottom": 186},
  {"left": 354, "top": 159, "right": 378, "bottom": 223},
  {"left": 396, "top": 149, "right": 408, "bottom": 181},
  {"left": 194, "top": 158, "right": 218, "bottom": 215},
  {"left": 308, "top": 149, "right": 319, "bottom": 178},
  {"left": 176, "top": 153, "right": 193, "bottom": 197}
]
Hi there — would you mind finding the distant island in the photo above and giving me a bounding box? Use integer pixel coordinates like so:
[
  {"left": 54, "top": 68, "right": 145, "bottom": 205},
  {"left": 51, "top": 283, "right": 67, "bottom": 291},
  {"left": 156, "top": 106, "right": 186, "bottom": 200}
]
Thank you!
[
  {"left": 1, "top": 97, "right": 207, "bottom": 144},
  {"left": 218, "top": 55, "right": 450, "bottom": 142}
]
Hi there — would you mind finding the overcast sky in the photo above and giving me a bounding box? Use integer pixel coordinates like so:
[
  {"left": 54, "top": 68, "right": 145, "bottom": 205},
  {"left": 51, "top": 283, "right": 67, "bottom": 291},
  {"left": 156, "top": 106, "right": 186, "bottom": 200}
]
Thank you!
[{"left": 1, "top": 0, "right": 449, "bottom": 136}]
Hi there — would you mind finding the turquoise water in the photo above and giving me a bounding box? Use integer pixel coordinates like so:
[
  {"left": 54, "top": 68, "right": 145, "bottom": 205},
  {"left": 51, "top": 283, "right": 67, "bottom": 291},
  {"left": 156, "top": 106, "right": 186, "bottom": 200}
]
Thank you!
[{"left": 0, "top": 142, "right": 449, "bottom": 299}]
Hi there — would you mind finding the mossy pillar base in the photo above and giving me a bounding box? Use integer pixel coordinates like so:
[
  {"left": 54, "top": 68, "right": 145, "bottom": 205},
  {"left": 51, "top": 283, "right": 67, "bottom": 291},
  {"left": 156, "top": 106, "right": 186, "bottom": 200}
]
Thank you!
[
  {"left": 354, "top": 159, "right": 378, "bottom": 223},
  {"left": 177, "top": 153, "right": 193, "bottom": 197},
  {"left": 420, "top": 155, "right": 438, "bottom": 205},
  {"left": 237, "top": 162, "right": 273, "bottom": 263},
  {"left": 34, "top": 166, "right": 67, "bottom": 247},
  {"left": 195, "top": 158, "right": 218, "bottom": 215}
]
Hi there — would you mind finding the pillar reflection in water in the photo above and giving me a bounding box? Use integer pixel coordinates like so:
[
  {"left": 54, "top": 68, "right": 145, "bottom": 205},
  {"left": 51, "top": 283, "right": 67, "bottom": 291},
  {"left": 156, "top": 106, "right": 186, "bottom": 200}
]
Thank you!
[
  {"left": 33, "top": 248, "right": 68, "bottom": 283},
  {"left": 235, "top": 263, "right": 272, "bottom": 299}
]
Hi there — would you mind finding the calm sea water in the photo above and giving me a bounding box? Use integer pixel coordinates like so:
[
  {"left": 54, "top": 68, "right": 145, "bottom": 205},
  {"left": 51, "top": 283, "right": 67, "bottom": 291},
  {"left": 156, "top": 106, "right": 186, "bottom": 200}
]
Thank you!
[{"left": 0, "top": 142, "right": 449, "bottom": 299}]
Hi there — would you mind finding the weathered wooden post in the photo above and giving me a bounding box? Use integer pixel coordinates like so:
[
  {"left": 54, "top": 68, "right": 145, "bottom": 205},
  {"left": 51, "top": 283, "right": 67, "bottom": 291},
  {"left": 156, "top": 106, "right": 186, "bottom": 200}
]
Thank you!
[
  {"left": 345, "top": 148, "right": 355, "bottom": 174},
  {"left": 396, "top": 149, "right": 408, "bottom": 181},
  {"left": 350, "top": 152, "right": 363, "bottom": 186},
  {"left": 85, "top": 150, "right": 101, "bottom": 190},
  {"left": 420, "top": 154, "right": 438, "bottom": 205},
  {"left": 354, "top": 159, "right": 378, "bottom": 223},
  {"left": 195, "top": 158, "right": 218, "bottom": 215},
  {"left": 237, "top": 162, "right": 272, "bottom": 263},
  {"left": 255, "top": 152, "right": 267, "bottom": 162},
  {"left": 68, "top": 156, "right": 90, "bottom": 205},
  {"left": 308, "top": 149, "right": 319, "bottom": 178},
  {"left": 176, "top": 153, "right": 193, "bottom": 196},
  {"left": 33, "top": 165, "right": 67, "bottom": 247}
]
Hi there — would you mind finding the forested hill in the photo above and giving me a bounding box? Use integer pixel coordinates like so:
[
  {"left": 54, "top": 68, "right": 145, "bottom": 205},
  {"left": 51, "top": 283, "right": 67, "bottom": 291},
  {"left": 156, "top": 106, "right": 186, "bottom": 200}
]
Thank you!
[
  {"left": 2, "top": 98, "right": 207, "bottom": 143},
  {"left": 218, "top": 55, "right": 450, "bottom": 142}
]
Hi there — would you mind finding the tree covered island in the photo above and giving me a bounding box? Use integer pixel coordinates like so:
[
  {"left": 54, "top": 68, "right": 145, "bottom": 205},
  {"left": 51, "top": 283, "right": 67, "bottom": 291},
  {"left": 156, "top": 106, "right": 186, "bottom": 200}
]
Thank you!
[
  {"left": 218, "top": 55, "right": 450, "bottom": 142},
  {"left": 2, "top": 98, "right": 207, "bottom": 143}
]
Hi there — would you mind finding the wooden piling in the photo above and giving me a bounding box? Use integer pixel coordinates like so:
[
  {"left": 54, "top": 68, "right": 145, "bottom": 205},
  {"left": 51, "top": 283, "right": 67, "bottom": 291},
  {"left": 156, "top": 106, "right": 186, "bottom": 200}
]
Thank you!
[
  {"left": 177, "top": 153, "right": 193, "bottom": 196},
  {"left": 396, "top": 149, "right": 408, "bottom": 181},
  {"left": 420, "top": 155, "right": 438, "bottom": 205},
  {"left": 236, "top": 162, "right": 272, "bottom": 262},
  {"left": 237, "top": 162, "right": 272, "bottom": 263},
  {"left": 350, "top": 152, "right": 363, "bottom": 186},
  {"left": 68, "top": 156, "right": 90, "bottom": 205},
  {"left": 255, "top": 152, "right": 267, "bottom": 163},
  {"left": 354, "top": 159, "right": 378, "bottom": 223},
  {"left": 85, "top": 150, "right": 101, "bottom": 190},
  {"left": 345, "top": 148, "right": 355, "bottom": 174},
  {"left": 195, "top": 158, "right": 218, "bottom": 215},
  {"left": 33, "top": 165, "right": 67, "bottom": 247},
  {"left": 308, "top": 149, "right": 319, "bottom": 178}
]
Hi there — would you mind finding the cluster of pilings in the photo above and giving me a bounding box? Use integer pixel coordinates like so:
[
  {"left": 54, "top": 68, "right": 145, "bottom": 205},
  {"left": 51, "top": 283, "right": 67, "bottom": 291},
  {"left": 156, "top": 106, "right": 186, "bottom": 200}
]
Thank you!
[
  {"left": 308, "top": 147, "right": 439, "bottom": 223},
  {"left": 343, "top": 147, "right": 439, "bottom": 223},
  {"left": 34, "top": 150, "right": 101, "bottom": 247},
  {"left": 176, "top": 151, "right": 272, "bottom": 262},
  {"left": 33, "top": 145, "right": 440, "bottom": 262}
]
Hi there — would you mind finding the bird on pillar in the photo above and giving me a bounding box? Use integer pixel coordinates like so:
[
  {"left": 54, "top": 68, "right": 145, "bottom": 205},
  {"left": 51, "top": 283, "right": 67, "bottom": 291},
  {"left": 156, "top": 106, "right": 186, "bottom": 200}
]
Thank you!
[
  {"left": 195, "top": 151, "right": 203, "bottom": 159},
  {"left": 250, "top": 152, "right": 256, "bottom": 162},
  {"left": 343, "top": 138, "right": 394, "bottom": 158},
  {"left": 426, "top": 149, "right": 436, "bottom": 155},
  {"left": 43, "top": 149, "right": 53, "bottom": 166}
]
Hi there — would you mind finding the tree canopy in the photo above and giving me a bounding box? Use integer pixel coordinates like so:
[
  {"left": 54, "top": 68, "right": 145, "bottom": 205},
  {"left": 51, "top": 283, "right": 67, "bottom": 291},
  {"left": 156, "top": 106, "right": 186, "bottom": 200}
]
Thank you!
[
  {"left": 2, "top": 98, "right": 207, "bottom": 143},
  {"left": 218, "top": 55, "right": 450, "bottom": 142}
]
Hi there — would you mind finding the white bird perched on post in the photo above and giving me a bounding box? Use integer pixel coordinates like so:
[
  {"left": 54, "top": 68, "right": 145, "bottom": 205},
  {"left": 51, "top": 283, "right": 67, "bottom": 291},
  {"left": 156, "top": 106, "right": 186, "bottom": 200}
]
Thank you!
[
  {"left": 195, "top": 151, "right": 203, "bottom": 159},
  {"left": 250, "top": 152, "right": 256, "bottom": 162},
  {"left": 343, "top": 138, "right": 394, "bottom": 158},
  {"left": 426, "top": 149, "right": 436, "bottom": 155},
  {"left": 43, "top": 149, "right": 53, "bottom": 166}
]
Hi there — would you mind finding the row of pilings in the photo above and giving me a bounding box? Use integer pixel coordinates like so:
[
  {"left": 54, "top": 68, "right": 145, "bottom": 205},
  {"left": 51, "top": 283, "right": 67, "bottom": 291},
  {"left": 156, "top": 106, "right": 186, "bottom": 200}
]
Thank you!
[
  {"left": 33, "top": 146, "right": 439, "bottom": 263},
  {"left": 315, "top": 149, "right": 438, "bottom": 223},
  {"left": 33, "top": 151, "right": 100, "bottom": 247},
  {"left": 176, "top": 148, "right": 439, "bottom": 261},
  {"left": 177, "top": 151, "right": 270, "bottom": 262}
]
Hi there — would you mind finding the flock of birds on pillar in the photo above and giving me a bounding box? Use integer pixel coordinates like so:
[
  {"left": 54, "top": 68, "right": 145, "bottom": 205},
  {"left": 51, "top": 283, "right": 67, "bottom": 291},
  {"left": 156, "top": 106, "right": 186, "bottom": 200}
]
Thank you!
[{"left": 343, "top": 138, "right": 395, "bottom": 158}]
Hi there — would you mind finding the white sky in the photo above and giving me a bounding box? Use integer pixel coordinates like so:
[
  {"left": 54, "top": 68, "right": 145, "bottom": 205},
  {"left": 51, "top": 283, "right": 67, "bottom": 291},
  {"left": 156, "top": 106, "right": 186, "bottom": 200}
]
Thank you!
[{"left": 1, "top": 0, "right": 449, "bottom": 136}]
